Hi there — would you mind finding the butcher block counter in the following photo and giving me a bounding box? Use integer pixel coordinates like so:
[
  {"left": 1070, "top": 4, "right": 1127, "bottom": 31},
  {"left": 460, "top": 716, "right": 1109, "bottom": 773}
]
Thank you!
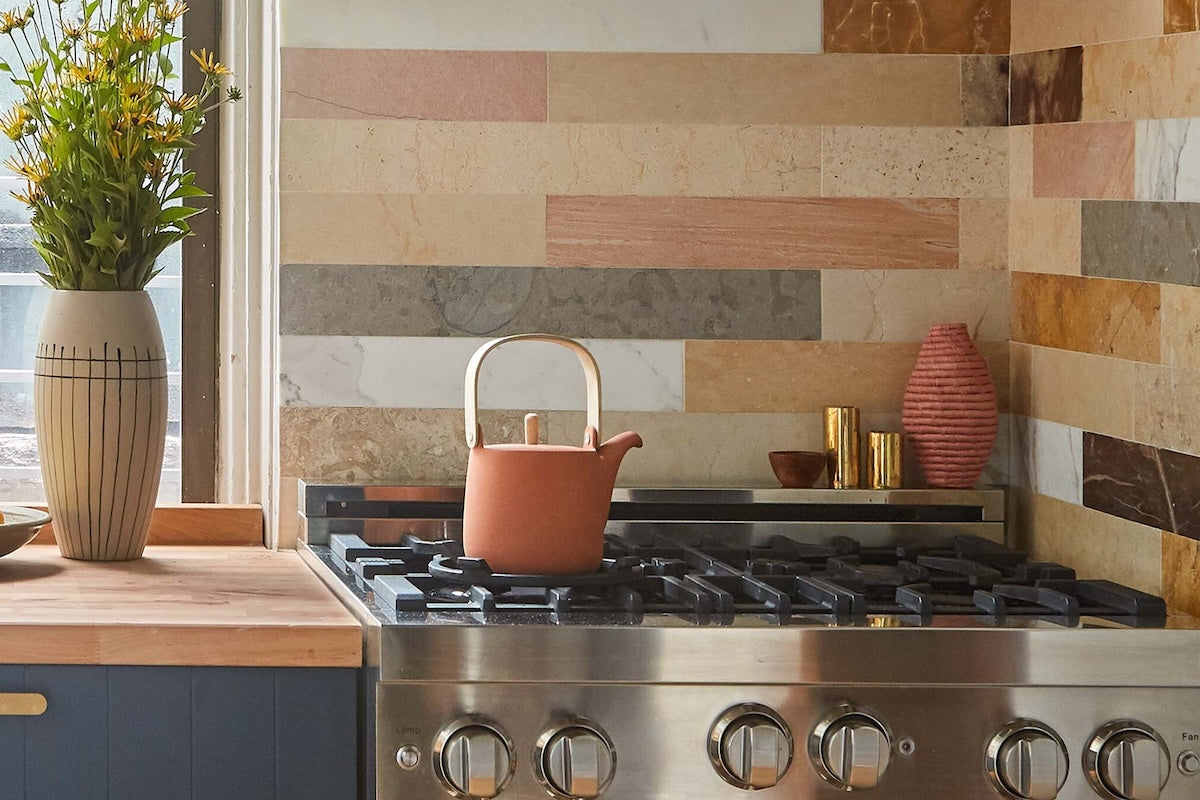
[{"left": 0, "top": 545, "right": 363, "bottom": 667}]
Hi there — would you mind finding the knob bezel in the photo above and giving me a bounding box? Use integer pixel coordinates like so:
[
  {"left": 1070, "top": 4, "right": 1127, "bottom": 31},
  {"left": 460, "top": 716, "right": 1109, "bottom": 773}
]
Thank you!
[
  {"left": 985, "top": 719, "right": 1069, "bottom": 800},
  {"left": 431, "top": 716, "right": 516, "bottom": 800},
  {"left": 707, "top": 703, "right": 795, "bottom": 791},
  {"left": 533, "top": 718, "right": 617, "bottom": 799},
  {"left": 808, "top": 704, "right": 893, "bottom": 791},
  {"left": 1084, "top": 720, "right": 1170, "bottom": 800}
]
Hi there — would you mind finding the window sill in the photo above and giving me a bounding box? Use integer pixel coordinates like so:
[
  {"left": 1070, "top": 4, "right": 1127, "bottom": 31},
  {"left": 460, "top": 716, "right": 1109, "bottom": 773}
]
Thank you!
[{"left": 20, "top": 504, "right": 264, "bottom": 547}]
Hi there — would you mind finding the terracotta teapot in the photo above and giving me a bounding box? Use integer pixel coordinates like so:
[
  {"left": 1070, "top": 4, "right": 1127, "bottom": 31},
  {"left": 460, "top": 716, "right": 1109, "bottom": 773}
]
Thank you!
[{"left": 462, "top": 334, "right": 642, "bottom": 575}]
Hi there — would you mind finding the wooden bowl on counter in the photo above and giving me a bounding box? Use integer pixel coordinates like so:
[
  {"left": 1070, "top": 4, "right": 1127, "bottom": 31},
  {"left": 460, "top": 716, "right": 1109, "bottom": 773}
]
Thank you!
[{"left": 768, "top": 451, "right": 827, "bottom": 489}]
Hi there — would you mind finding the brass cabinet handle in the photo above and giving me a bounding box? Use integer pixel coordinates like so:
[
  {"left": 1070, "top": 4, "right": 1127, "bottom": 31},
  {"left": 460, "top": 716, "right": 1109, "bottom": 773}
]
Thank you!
[{"left": 0, "top": 692, "right": 47, "bottom": 716}]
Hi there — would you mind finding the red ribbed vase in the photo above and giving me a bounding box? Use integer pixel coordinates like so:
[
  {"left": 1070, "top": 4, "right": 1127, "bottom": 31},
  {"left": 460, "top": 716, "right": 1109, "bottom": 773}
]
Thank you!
[{"left": 902, "top": 323, "right": 997, "bottom": 489}]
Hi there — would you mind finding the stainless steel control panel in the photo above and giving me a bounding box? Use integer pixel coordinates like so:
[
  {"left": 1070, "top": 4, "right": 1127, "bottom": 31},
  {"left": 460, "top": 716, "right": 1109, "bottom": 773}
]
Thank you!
[{"left": 378, "top": 685, "right": 1200, "bottom": 800}]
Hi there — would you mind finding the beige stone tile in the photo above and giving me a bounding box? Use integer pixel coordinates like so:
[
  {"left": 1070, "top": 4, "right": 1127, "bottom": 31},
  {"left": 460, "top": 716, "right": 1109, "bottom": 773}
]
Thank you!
[
  {"left": 822, "top": 126, "right": 1008, "bottom": 198},
  {"left": 1009, "top": 198, "right": 1081, "bottom": 275},
  {"left": 1009, "top": 342, "right": 1033, "bottom": 417},
  {"left": 1010, "top": 0, "right": 1162, "bottom": 53},
  {"left": 1161, "top": 284, "right": 1200, "bottom": 371},
  {"left": 548, "top": 53, "right": 962, "bottom": 126},
  {"left": 1009, "top": 125, "right": 1034, "bottom": 200},
  {"left": 1084, "top": 33, "right": 1200, "bottom": 121},
  {"left": 1022, "top": 344, "right": 1135, "bottom": 438},
  {"left": 279, "top": 193, "right": 546, "bottom": 266},
  {"left": 821, "top": 269, "right": 1009, "bottom": 343},
  {"left": 1162, "top": 531, "right": 1200, "bottom": 615},
  {"left": 959, "top": 199, "right": 1008, "bottom": 271},
  {"left": 1012, "top": 490, "right": 1162, "bottom": 595},
  {"left": 1134, "top": 363, "right": 1200, "bottom": 456},
  {"left": 280, "top": 119, "right": 822, "bottom": 197}
]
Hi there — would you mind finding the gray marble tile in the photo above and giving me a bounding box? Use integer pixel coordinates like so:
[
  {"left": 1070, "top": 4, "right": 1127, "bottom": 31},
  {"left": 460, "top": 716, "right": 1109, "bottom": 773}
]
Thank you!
[
  {"left": 961, "top": 55, "right": 1010, "bottom": 127},
  {"left": 279, "top": 264, "right": 822, "bottom": 339},
  {"left": 1081, "top": 201, "right": 1200, "bottom": 287}
]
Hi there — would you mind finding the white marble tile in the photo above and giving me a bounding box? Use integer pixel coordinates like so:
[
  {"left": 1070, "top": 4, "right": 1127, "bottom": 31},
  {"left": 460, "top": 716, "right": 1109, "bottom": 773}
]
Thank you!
[
  {"left": 280, "top": 336, "right": 684, "bottom": 413},
  {"left": 1136, "top": 117, "right": 1200, "bottom": 201},
  {"left": 1010, "top": 416, "right": 1083, "bottom": 505},
  {"left": 281, "top": 0, "right": 822, "bottom": 53}
]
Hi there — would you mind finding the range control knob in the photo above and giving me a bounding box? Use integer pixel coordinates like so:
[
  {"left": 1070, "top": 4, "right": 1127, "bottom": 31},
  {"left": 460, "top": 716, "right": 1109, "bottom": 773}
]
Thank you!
[
  {"left": 535, "top": 722, "right": 617, "bottom": 799},
  {"left": 810, "top": 707, "right": 892, "bottom": 790},
  {"left": 708, "top": 704, "right": 794, "bottom": 790},
  {"left": 986, "top": 720, "right": 1069, "bottom": 800},
  {"left": 1086, "top": 722, "right": 1171, "bottom": 800},
  {"left": 432, "top": 719, "right": 515, "bottom": 799}
]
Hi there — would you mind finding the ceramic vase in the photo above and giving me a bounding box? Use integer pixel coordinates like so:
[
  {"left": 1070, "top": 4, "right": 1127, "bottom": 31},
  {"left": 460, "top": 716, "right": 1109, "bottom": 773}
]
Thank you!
[
  {"left": 901, "top": 323, "right": 997, "bottom": 489},
  {"left": 33, "top": 291, "right": 167, "bottom": 560}
]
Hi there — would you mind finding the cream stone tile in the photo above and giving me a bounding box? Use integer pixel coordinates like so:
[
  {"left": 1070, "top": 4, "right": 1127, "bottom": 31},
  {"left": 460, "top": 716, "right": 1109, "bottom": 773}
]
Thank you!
[
  {"left": 1009, "top": 342, "right": 1033, "bottom": 417},
  {"left": 281, "top": 0, "right": 824, "bottom": 53},
  {"left": 959, "top": 198, "right": 1008, "bottom": 270},
  {"left": 1084, "top": 33, "right": 1200, "bottom": 121},
  {"left": 822, "top": 127, "right": 1008, "bottom": 198},
  {"left": 1161, "top": 284, "right": 1200, "bottom": 371},
  {"left": 1009, "top": 198, "right": 1081, "bottom": 275},
  {"left": 1134, "top": 363, "right": 1200, "bottom": 456},
  {"left": 821, "top": 270, "right": 1009, "bottom": 343},
  {"left": 1010, "top": 0, "right": 1161, "bottom": 53},
  {"left": 1024, "top": 345, "right": 1134, "bottom": 438},
  {"left": 279, "top": 193, "right": 546, "bottom": 266},
  {"left": 1012, "top": 490, "right": 1162, "bottom": 595},
  {"left": 280, "top": 119, "right": 822, "bottom": 197},
  {"left": 1009, "top": 126, "right": 1034, "bottom": 200}
]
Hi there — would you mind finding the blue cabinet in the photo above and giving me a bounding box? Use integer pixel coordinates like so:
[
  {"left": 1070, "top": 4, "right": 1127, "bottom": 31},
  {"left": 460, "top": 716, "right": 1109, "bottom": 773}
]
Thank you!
[{"left": 0, "top": 665, "right": 359, "bottom": 800}]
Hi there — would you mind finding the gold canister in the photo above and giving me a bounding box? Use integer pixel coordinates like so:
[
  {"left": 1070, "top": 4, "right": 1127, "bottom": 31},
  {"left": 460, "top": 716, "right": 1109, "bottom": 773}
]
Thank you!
[
  {"left": 824, "top": 406, "right": 860, "bottom": 489},
  {"left": 868, "top": 431, "right": 903, "bottom": 489}
]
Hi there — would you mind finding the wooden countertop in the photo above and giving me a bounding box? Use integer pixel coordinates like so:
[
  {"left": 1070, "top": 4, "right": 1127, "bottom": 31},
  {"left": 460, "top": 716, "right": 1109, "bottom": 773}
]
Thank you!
[{"left": 0, "top": 546, "right": 363, "bottom": 667}]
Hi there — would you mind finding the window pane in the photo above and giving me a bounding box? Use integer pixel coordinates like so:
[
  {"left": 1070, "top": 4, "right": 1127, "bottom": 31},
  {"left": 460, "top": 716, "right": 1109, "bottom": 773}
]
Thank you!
[{"left": 0, "top": 5, "right": 185, "bottom": 502}]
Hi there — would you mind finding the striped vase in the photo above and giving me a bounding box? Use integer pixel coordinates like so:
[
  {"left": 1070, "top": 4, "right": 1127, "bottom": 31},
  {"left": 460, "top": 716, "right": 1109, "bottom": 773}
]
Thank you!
[
  {"left": 33, "top": 291, "right": 167, "bottom": 560},
  {"left": 901, "top": 323, "right": 997, "bottom": 489}
]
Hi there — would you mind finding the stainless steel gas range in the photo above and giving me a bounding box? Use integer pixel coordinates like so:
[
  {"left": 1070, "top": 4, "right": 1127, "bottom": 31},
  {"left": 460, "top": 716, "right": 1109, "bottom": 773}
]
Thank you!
[{"left": 298, "top": 485, "right": 1200, "bottom": 800}]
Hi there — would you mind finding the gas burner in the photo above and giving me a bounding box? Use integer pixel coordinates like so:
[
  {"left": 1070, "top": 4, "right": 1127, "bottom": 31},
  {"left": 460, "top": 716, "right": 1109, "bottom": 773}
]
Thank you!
[{"left": 426, "top": 555, "right": 645, "bottom": 589}]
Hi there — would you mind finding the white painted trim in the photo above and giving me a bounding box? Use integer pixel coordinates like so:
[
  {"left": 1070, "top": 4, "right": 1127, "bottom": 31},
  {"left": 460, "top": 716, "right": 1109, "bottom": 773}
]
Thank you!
[{"left": 217, "top": 0, "right": 280, "bottom": 546}]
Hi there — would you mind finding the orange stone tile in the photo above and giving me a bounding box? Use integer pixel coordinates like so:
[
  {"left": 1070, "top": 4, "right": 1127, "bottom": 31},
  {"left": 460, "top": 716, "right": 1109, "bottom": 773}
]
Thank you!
[
  {"left": 545, "top": 197, "right": 959, "bottom": 269},
  {"left": 823, "top": 0, "right": 1010, "bottom": 54},
  {"left": 1084, "top": 33, "right": 1200, "bottom": 121},
  {"left": 547, "top": 53, "right": 961, "bottom": 126},
  {"left": 1010, "top": 272, "right": 1161, "bottom": 362},
  {"left": 1166, "top": 0, "right": 1200, "bottom": 34},
  {"left": 281, "top": 48, "right": 546, "bottom": 121},
  {"left": 1032, "top": 122, "right": 1134, "bottom": 199},
  {"left": 1162, "top": 531, "right": 1200, "bottom": 615},
  {"left": 1011, "top": 0, "right": 1161, "bottom": 52}
]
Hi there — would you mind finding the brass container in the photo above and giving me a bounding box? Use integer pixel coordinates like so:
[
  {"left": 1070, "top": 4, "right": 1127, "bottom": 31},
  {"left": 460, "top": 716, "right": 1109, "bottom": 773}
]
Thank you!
[
  {"left": 824, "top": 407, "right": 860, "bottom": 489},
  {"left": 868, "top": 431, "right": 903, "bottom": 489}
]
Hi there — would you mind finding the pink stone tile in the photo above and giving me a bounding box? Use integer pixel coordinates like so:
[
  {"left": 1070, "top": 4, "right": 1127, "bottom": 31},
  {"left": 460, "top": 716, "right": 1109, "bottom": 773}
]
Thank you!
[
  {"left": 281, "top": 48, "right": 546, "bottom": 121},
  {"left": 1033, "top": 122, "right": 1134, "bottom": 199}
]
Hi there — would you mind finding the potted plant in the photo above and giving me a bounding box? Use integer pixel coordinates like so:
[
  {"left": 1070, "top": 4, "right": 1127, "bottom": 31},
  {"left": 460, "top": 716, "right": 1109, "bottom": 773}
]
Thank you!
[{"left": 2, "top": 0, "right": 238, "bottom": 560}]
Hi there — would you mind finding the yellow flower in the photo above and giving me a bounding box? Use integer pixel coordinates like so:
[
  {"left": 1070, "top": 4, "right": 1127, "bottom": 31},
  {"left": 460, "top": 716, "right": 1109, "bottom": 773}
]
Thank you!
[
  {"left": 11, "top": 183, "right": 45, "bottom": 205},
  {"left": 122, "top": 22, "right": 158, "bottom": 45},
  {"left": 0, "top": 104, "right": 29, "bottom": 140},
  {"left": 0, "top": 8, "right": 30, "bottom": 34},
  {"left": 60, "top": 21, "right": 86, "bottom": 39},
  {"left": 105, "top": 137, "right": 121, "bottom": 160},
  {"left": 165, "top": 92, "right": 197, "bottom": 114},
  {"left": 141, "top": 156, "right": 166, "bottom": 179},
  {"left": 154, "top": 1, "right": 187, "bottom": 23},
  {"left": 190, "top": 48, "right": 231, "bottom": 77},
  {"left": 4, "top": 154, "right": 49, "bottom": 183},
  {"left": 150, "top": 121, "right": 183, "bottom": 144},
  {"left": 70, "top": 63, "right": 103, "bottom": 84}
]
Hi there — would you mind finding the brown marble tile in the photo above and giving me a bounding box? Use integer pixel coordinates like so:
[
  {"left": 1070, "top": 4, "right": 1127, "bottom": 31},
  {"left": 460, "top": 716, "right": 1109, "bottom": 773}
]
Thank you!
[
  {"left": 962, "top": 56, "right": 1010, "bottom": 127},
  {"left": 823, "top": 0, "right": 1010, "bottom": 54},
  {"left": 1162, "top": 532, "right": 1200, "bottom": 615},
  {"left": 1011, "top": 489, "right": 1162, "bottom": 595},
  {"left": 280, "top": 49, "right": 547, "bottom": 121},
  {"left": 1010, "top": 272, "right": 1161, "bottom": 362},
  {"left": 1084, "top": 34, "right": 1200, "bottom": 121},
  {"left": 1011, "top": 0, "right": 1162, "bottom": 52},
  {"left": 1010, "top": 47, "right": 1083, "bottom": 125},
  {"left": 547, "top": 53, "right": 962, "bottom": 126},
  {"left": 1032, "top": 122, "right": 1134, "bottom": 199},
  {"left": 1084, "top": 432, "right": 1200, "bottom": 538},
  {"left": 1166, "top": 0, "right": 1200, "bottom": 33},
  {"left": 545, "top": 196, "right": 959, "bottom": 270}
]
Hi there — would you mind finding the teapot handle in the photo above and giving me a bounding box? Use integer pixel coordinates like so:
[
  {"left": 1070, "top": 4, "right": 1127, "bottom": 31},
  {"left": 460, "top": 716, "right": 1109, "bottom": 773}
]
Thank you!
[{"left": 464, "top": 334, "right": 602, "bottom": 449}]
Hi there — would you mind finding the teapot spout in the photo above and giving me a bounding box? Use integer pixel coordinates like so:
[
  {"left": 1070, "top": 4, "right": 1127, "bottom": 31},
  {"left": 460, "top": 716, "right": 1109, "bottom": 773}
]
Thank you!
[{"left": 598, "top": 430, "right": 643, "bottom": 468}]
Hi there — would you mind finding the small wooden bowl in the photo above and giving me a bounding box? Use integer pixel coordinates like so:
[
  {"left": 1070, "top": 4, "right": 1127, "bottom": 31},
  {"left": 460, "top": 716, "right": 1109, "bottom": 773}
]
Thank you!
[{"left": 769, "top": 451, "right": 827, "bottom": 489}]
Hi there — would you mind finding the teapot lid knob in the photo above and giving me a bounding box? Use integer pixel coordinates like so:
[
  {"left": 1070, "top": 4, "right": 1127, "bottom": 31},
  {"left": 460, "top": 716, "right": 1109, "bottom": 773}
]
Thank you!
[{"left": 525, "top": 413, "right": 540, "bottom": 445}]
